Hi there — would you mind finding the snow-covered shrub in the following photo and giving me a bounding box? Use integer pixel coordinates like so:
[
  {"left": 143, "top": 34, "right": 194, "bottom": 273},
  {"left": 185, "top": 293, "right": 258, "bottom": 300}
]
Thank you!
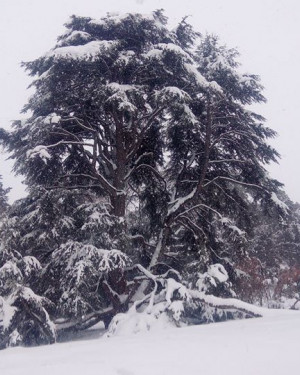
[
  {"left": 0, "top": 285, "right": 56, "bottom": 349},
  {"left": 0, "top": 244, "right": 56, "bottom": 349},
  {"left": 196, "top": 263, "right": 235, "bottom": 297},
  {"left": 41, "top": 241, "right": 131, "bottom": 320},
  {"left": 107, "top": 308, "right": 174, "bottom": 337}
]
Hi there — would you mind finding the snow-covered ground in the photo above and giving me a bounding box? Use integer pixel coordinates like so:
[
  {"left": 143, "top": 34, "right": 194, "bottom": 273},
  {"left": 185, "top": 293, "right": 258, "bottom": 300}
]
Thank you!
[{"left": 1, "top": 310, "right": 300, "bottom": 375}]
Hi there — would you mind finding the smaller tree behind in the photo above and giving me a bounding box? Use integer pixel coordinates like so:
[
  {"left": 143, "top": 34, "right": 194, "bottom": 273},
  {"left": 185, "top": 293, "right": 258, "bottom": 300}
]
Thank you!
[
  {"left": 0, "top": 177, "right": 56, "bottom": 349},
  {"left": 0, "top": 176, "right": 9, "bottom": 214}
]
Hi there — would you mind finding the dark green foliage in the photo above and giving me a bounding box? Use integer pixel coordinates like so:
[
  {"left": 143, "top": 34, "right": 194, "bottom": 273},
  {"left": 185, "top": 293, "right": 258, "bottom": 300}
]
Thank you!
[
  {"left": 0, "top": 176, "right": 10, "bottom": 214},
  {"left": 0, "top": 11, "right": 296, "bottom": 347}
]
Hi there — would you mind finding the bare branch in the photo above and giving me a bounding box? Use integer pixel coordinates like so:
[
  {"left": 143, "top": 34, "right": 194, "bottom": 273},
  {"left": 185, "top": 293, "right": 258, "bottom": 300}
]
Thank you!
[
  {"left": 203, "top": 176, "right": 265, "bottom": 191},
  {"left": 57, "top": 173, "right": 99, "bottom": 181},
  {"left": 41, "top": 140, "right": 94, "bottom": 149},
  {"left": 209, "top": 159, "right": 247, "bottom": 164},
  {"left": 60, "top": 116, "right": 96, "bottom": 133},
  {"left": 175, "top": 203, "right": 223, "bottom": 221},
  {"left": 44, "top": 184, "right": 103, "bottom": 190}
]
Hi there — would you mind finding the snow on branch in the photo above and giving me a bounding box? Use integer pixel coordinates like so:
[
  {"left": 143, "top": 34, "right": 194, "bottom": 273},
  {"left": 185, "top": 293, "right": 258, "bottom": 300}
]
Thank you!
[
  {"left": 26, "top": 146, "right": 52, "bottom": 163},
  {"left": 26, "top": 140, "right": 94, "bottom": 162},
  {"left": 143, "top": 42, "right": 191, "bottom": 61},
  {"left": 174, "top": 203, "right": 223, "bottom": 220},
  {"left": 155, "top": 86, "right": 191, "bottom": 103},
  {"left": 203, "top": 176, "right": 265, "bottom": 191},
  {"left": 167, "top": 188, "right": 197, "bottom": 216},
  {"left": 46, "top": 40, "right": 119, "bottom": 61},
  {"left": 184, "top": 63, "right": 222, "bottom": 92},
  {"left": 270, "top": 192, "right": 289, "bottom": 214}
]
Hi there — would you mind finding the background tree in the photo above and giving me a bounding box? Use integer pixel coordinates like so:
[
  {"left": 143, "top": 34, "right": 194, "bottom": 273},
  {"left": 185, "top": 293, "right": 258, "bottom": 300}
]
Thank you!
[
  {"left": 236, "top": 193, "right": 300, "bottom": 305},
  {"left": 0, "top": 178, "right": 56, "bottom": 349},
  {"left": 0, "top": 176, "right": 9, "bottom": 213}
]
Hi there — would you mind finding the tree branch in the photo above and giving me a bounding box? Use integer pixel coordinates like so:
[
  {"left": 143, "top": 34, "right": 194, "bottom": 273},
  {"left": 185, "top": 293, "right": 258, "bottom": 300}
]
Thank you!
[{"left": 203, "top": 176, "right": 265, "bottom": 191}]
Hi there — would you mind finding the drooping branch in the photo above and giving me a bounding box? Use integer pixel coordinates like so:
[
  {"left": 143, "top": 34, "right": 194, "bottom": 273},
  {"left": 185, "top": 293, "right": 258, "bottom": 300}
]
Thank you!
[
  {"left": 189, "top": 291, "right": 263, "bottom": 318},
  {"left": 178, "top": 215, "right": 208, "bottom": 241},
  {"left": 34, "top": 140, "right": 94, "bottom": 149},
  {"left": 126, "top": 163, "right": 166, "bottom": 189},
  {"left": 174, "top": 203, "right": 223, "bottom": 222},
  {"left": 203, "top": 176, "right": 266, "bottom": 191}
]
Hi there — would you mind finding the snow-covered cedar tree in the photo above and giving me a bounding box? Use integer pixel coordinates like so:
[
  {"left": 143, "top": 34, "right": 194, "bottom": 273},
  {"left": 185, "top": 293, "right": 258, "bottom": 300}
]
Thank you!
[{"left": 0, "top": 11, "right": 289, "bottom": 340}]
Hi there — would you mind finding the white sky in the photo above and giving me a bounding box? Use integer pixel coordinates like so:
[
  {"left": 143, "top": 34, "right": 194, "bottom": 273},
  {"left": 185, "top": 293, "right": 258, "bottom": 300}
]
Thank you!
[{"left": 0, "top": 0, "right": 299, "bottom": 202}]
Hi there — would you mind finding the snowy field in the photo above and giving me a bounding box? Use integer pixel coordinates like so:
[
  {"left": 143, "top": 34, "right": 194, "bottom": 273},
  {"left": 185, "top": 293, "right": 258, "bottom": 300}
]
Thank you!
[{"left": 1, "top": 310, "right": 300, "bottom": 375}]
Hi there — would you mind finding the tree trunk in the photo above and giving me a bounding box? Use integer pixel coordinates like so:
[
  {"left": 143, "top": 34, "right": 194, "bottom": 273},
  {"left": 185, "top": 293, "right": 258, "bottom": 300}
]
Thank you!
[
  {"left": 148, "top": 225, "right": 171, "bottom": 269},
  {"left": 111, "top": 111, "right": 126, "bottom": 218},
  {"left": 111, "top": 193, "right": 126, "bottom": 218}
]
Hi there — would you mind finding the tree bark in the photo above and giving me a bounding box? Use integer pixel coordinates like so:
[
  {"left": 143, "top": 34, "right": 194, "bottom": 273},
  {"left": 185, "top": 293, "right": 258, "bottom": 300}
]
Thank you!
[{"left": 111, "top": 193, "right": 126, "bottom": 218}]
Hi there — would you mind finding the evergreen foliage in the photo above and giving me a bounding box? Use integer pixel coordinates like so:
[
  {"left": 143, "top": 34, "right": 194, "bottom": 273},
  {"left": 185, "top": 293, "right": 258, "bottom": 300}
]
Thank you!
[
  {"left": 0, "top": 178, "right": 56, "bottom": 348},
  {"left": 0, "top": 11, "right": 297, "bottom": 348},
  {"left": 0, "top": 176, "right": 9, "bottom": 213}
]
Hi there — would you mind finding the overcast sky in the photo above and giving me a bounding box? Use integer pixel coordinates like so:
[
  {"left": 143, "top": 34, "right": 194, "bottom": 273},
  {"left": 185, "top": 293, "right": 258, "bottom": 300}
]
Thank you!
[{"left": 1, "top": 0, "right": 299, "bottom": 203}]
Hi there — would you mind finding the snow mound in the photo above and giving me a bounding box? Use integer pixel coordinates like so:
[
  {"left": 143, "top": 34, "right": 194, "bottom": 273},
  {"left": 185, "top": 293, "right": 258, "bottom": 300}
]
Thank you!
[{"left": 107, "top": 309, "right": 174, "bottom": 337}]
